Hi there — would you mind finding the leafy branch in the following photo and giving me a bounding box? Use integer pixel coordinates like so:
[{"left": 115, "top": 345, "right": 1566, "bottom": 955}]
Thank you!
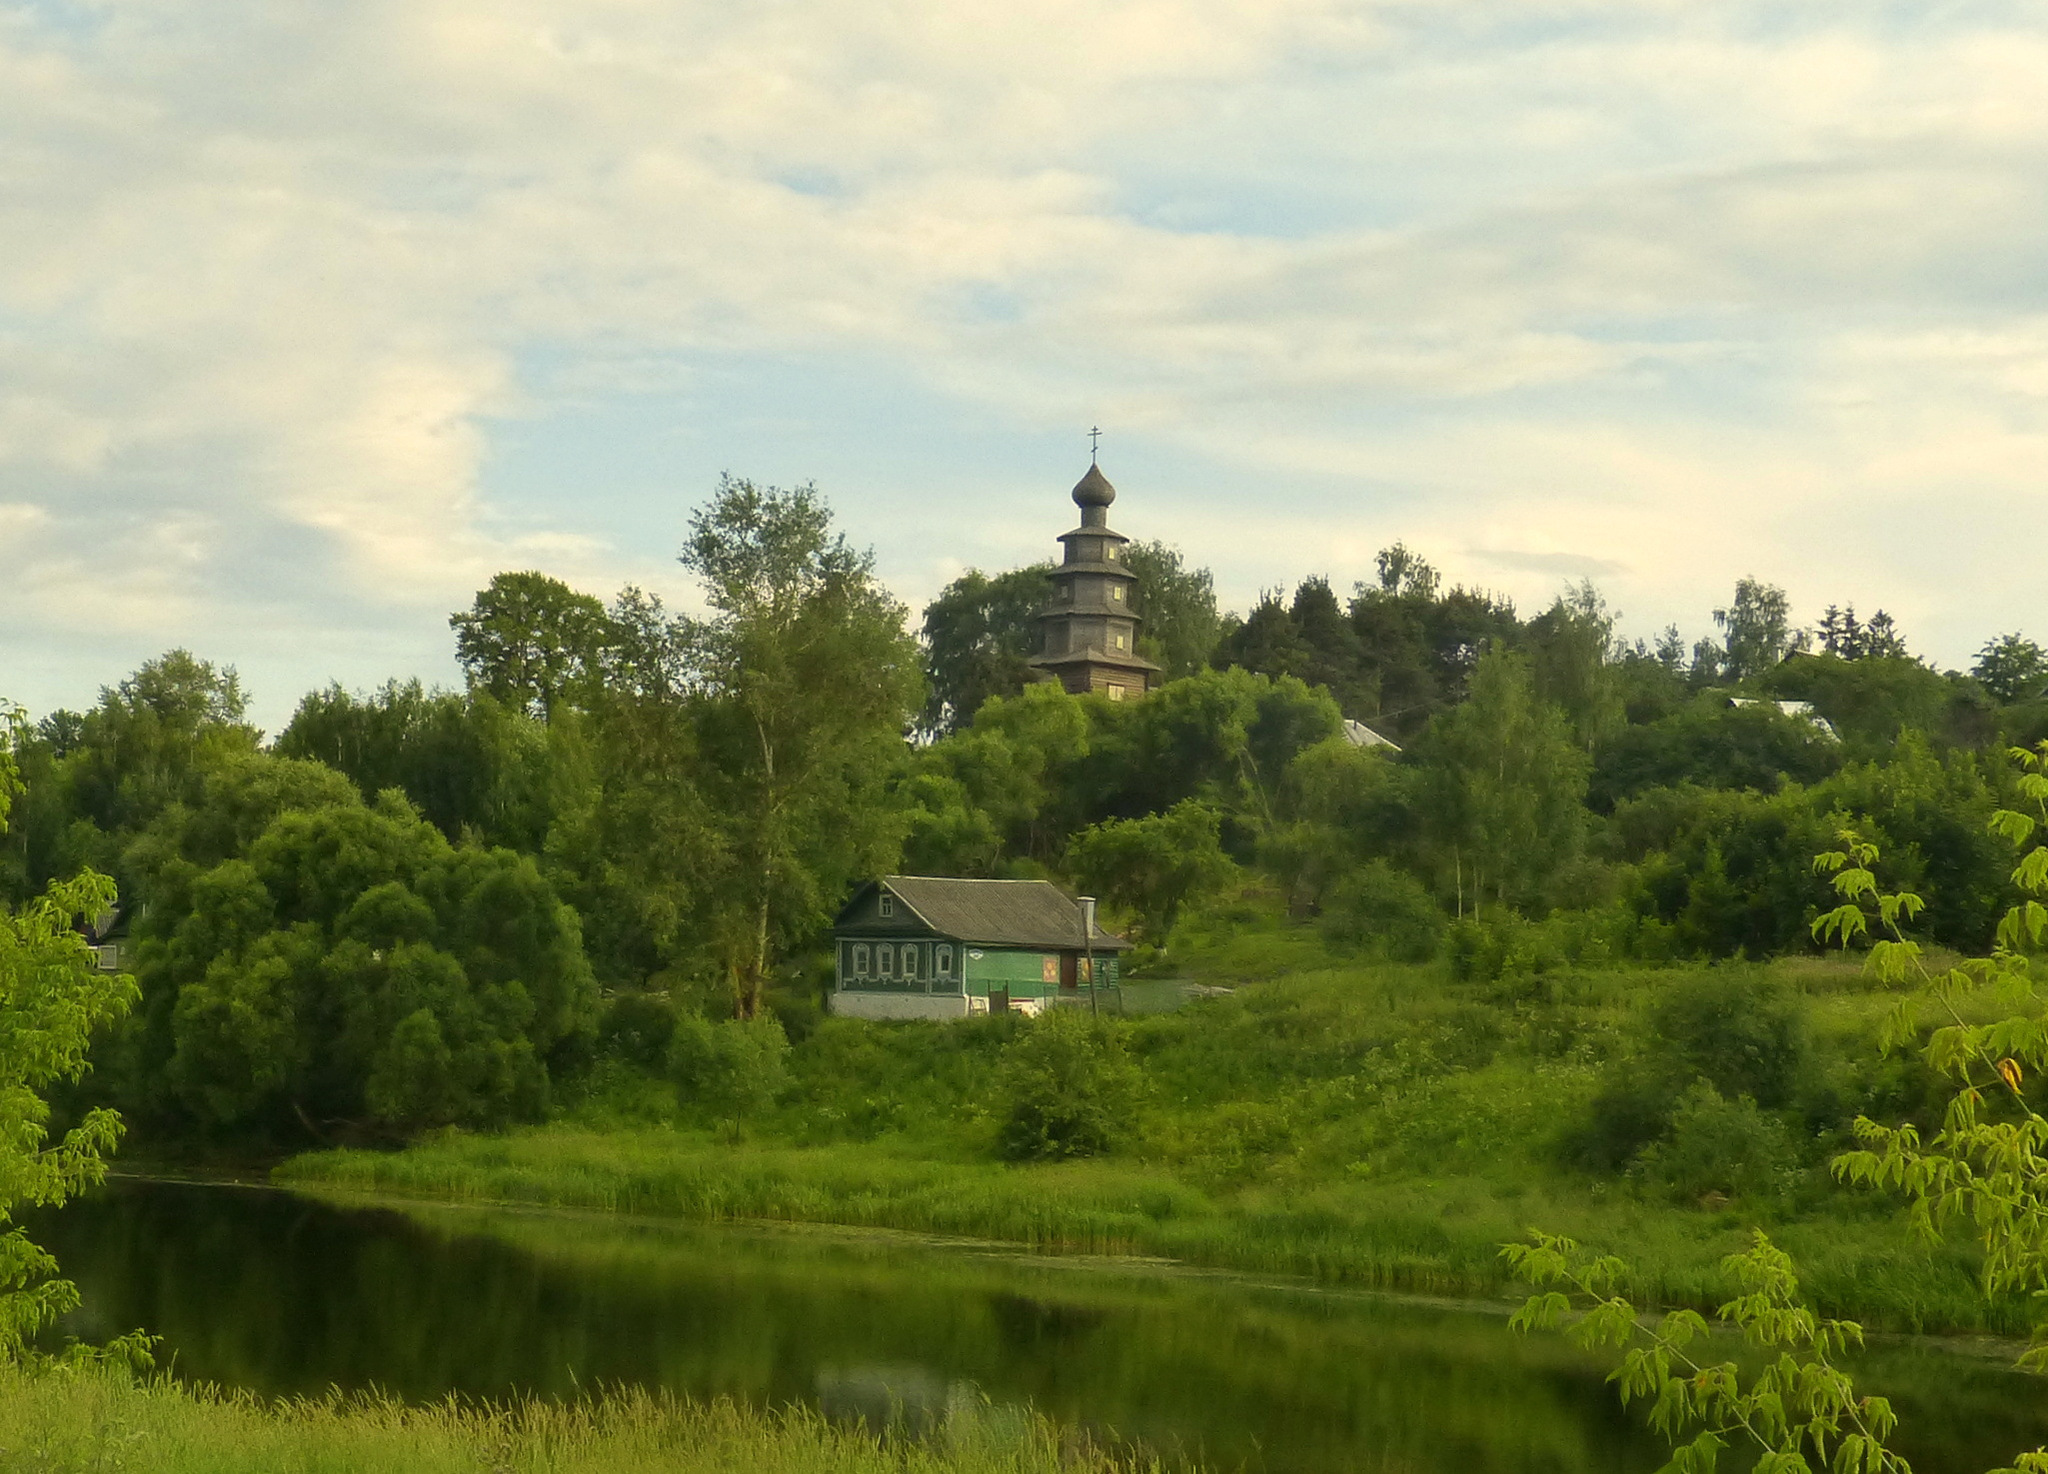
[{"left": 1505, "top": 1231, "right": 1907, "bottom": 1473}]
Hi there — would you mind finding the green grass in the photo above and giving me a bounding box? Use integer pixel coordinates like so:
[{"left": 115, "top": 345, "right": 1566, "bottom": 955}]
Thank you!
[
  {"left": 0, "top": 1364, "right": 1157, "bottom": 1474},
  {"left": 284, "top": 919, "right": 2018, "bottom": 1337}
]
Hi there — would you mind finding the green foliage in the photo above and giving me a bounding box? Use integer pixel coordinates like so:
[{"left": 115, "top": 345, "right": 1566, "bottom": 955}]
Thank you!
[
  {"left": 1215, "top": 547, "right": 1520, "bottom": 738},
  {"left": 1975, "top": 634, "right": 2048, "bottom": 705},
  {"left": 1591, "top": 697, "right": 1843, "bottom": 812},
  {"left": 1505, "top": 1230, "right": 1909, "bottom": 1473},
  {"left": 1121, "top": 539, "right": 1221, "bottom": 681},
  {"left": 668, "top": 1012, "right": 793, "bottom": 1124},
  {"left": 996, "top": 1010, "right": 1142, "bottom": 1162},
  {"left": 1708, "top": 575, "right": 1801, "bottom": 682},
  {"left": 1319, "top": 861, "right": 1443, "bottom": 962},
  {"left": 449, "top": 570, "right": 613, "bottom": 720},
  {"left": 277, "top": 681, "right": 562, "bottom": 851},
  {"left": 916, "top": 564, "right": 1052, "bottom": 736},
  {"left": 1067, "top": 799, "right": 1236, "bottom": 944},
  {"left": 1415, "top": 648, "right": 1589, "bottom": 911},
  {"left": 126, "top": 790, "right": 596, "bottom": 1141},
  {"left": 1823, "top": 753, "right": 2048, "bottom": 1360},
  {"left": 1525, "top": 581, "right": 1625, "bottom": 751},
  {"left": 1636, "top": 1082, "right": 1799, "bottom": 1203},
  {"left": 1576, "top": 969, "right": 1808, "bottom": 1172},
  {"left": 0, "top": 710, "right": 140, "bottom": 1361},
  {"left": 1763, "top": 653, "right": 1979, "bottom": 747},
  {"left": 680, "top": 477, "right": 925, "bottom": 1017}
]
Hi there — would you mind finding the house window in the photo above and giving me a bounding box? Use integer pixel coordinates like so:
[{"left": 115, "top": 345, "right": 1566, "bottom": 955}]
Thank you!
[
  {"left": 936, "top": 944, "right": 954, "bottom": 977},
  {"left": 852, "top": 943, "right": 871, "bottom": 977},
  {"left": 879, "top": 893, "right": 894, "bottom": 918},
  {"left": 879, "top": 944, "right": 895, "bottom": 976},
  {"left": 902, "top": 946, "right": 919, "bottom": 979}
]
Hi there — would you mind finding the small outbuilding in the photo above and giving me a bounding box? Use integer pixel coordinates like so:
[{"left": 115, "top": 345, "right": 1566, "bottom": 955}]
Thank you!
[{"left": 830, "top": 876, "right": 1131, "bottom": 1021}]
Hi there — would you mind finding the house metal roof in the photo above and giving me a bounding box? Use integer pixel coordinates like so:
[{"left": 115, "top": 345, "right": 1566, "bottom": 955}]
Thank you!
[{"left": 845, "top": 876, "right": 1131, "bottom": 951}]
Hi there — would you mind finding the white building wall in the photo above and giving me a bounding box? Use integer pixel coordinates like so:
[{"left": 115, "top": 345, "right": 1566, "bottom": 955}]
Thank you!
[{"left": 830, "top": 991, "right": 974, "bottom": 1021}]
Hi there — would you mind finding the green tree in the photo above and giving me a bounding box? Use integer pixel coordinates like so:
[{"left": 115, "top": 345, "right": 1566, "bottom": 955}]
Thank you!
[
  {"left": 917, "top": 564, "right": 1051, "bottom": 735},
  {"left": 1066, "top": 798, "right": 1237, "bottom": 944},
  {"left": 995, "top": 1009, "right": 1142, "bottom": 1161},
  {"left": 1975, "top": 633, "right": 2048, "bottom": 704},
  {"left": 0, "top": 707, "right": 139, "bottom": 1359},
  {"left": 16, "top": 652, "right": 261, "bottom": 900},
  {"left": 681, "top": 477, "right": 924, "bottom": 1017},
  {"left": 1264, "top": 735, "right": 1413, "bottom": 911},
  {"left": 449, "top": 571, "right": 613, "bottom": 719},
  {"left": 1415, "top": 649, "right": 1589, "bottom": 912},
  {"left": 127, "top": 790, "right": 596, "bottom": 1141},
  {"left": 1525, "top": 581, "right": 1625, "bottom": 751},
  {"left": 1122, "top": 540, "right": 1221, "bottom": 680},
  {"left": 1347, "top": 546, "right": 1522, "bottom": 738},
  {"left": 277, "top": 681, "right": 561, "bottom": 852},
  {"left": 1711, "top": 576, "right": 1802, "bottom": 681}
]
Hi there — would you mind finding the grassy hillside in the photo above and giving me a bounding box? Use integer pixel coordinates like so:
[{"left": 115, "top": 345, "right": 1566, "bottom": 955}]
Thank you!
[{"left": 285, "top": 906, "right": 2003, "bottom": 1334}]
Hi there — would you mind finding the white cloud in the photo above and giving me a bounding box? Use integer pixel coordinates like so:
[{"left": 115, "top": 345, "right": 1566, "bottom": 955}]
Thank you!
[{"left": 3, "top": 0, "right": 2046, "bottom": 724}]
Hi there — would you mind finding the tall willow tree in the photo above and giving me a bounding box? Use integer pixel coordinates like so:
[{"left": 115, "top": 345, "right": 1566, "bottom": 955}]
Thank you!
[{"left": 681, "top": 478, "right": 923, "bottom": 1018}]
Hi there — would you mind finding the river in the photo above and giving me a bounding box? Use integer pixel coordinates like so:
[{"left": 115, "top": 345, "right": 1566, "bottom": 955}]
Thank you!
[{"left": 33, "top": 1179, "right": 2048, "bottom": 1472}]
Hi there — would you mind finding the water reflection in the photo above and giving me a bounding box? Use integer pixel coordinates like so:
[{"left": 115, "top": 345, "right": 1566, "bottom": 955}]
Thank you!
[{"left": 31, "top": 1180, "right": 2048, "bottom": 1473}]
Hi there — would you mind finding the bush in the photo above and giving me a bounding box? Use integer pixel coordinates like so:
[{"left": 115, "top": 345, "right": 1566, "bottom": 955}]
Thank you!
[
  {"left": 668, "top": 1012, "right": 792, "bottom": 1123},
  {"left": 1572, "top": 969, "right": 1810, "bottom": 1169},
  {"left": 1635, "top": 1081, "right": 1799, "bottom": 1202},
  {"left": 1319, "top": 861, "right": 1444, "bottom": 962},
  {"left": 1649, "top": 970, "right": 1805, "bottom": 1109},
  {"left": 995, "top": 1009, "right": 1142, "bottom": 1162},
  {"left": 597, "top": 991, "right": 678, "bottom": 1070}
]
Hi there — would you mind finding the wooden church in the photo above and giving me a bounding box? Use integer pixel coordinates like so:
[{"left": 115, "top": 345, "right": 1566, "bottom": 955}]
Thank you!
[
  {"left": 1025, "top": 462, "right": 1160, "bottom": 701},
  {"left": 828, "top": 461, "right": 1145, "bottom": 1020}
]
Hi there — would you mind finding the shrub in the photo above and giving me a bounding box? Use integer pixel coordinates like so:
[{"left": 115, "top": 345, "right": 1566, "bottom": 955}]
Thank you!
[
  {"left": 1649, "top": 970, "right": 1805, "bottom": 1109},
  {"left": 596, "top": 991, "right": 678, "bottom": 1070},
  {"left": 995, "top": 1009, "right": 1142, "bottom": 1162},
  {"left": 668, "top": 1012, "right": 791, "bottom": 1123},
  {"left": 1634, "top": 1081, "right": 1799, "bottom": 1203},
  {"left": 1319, "top": 861, "right": 1444, "bottom": 962},
  {"left": 1572, "top": 970, "right": 1809, "bottom": 1169}
]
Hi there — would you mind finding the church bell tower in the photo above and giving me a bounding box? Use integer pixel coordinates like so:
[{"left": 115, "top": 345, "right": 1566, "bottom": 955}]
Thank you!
[{"left": 1026, "top": 463, "right": 1161, "bottom": 701}]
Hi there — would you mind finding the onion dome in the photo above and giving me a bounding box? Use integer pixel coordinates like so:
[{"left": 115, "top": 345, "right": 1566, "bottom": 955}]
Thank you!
[{"left": 1071, "top": 463, "right": 1117, "bottom": 509}]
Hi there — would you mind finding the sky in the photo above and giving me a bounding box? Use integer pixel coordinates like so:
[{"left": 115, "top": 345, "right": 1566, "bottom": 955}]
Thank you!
[{"left": 3, "top": 0, "right": 2044, "bottom": 734}]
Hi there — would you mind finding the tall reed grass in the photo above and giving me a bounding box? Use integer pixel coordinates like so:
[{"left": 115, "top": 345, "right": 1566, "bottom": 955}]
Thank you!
[{"left": 0, "top": 1364, "right": 1158, "bottom": 1474}]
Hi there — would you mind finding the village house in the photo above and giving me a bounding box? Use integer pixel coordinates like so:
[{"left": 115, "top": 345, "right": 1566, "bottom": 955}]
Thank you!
[{"left": 829, "top": 876, "right": 1130, "bottom": 1020}]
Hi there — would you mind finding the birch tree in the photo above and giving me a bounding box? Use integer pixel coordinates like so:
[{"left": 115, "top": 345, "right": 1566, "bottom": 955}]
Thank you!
[{"left": 680, "top": 478, "right": 922, "bottom": 1018}]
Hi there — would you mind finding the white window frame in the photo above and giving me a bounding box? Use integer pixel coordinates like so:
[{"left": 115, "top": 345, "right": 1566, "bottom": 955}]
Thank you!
[
  {"left": 936, "top": 943, "right": 954, "bottom": 978},
  {"left": 852, "top": 943, "right": 871, "bottom": 978},
  {"left": 879, "top": 893, "right": 894, "bottom": 918},
  {"left": 878, "top": 943, "right": 895, "bottom": 977},
  {"left": 901, "top": 945, "right": 919, "bottom": 980}
]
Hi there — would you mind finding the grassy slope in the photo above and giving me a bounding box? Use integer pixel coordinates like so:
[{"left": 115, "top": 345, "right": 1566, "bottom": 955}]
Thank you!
[
  {"left": 284, "top": 908, "right": 2003, "bottom": 1335},
  {"left": 0, "top": 1366, "right": 1148, "bottom": 1474}
]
